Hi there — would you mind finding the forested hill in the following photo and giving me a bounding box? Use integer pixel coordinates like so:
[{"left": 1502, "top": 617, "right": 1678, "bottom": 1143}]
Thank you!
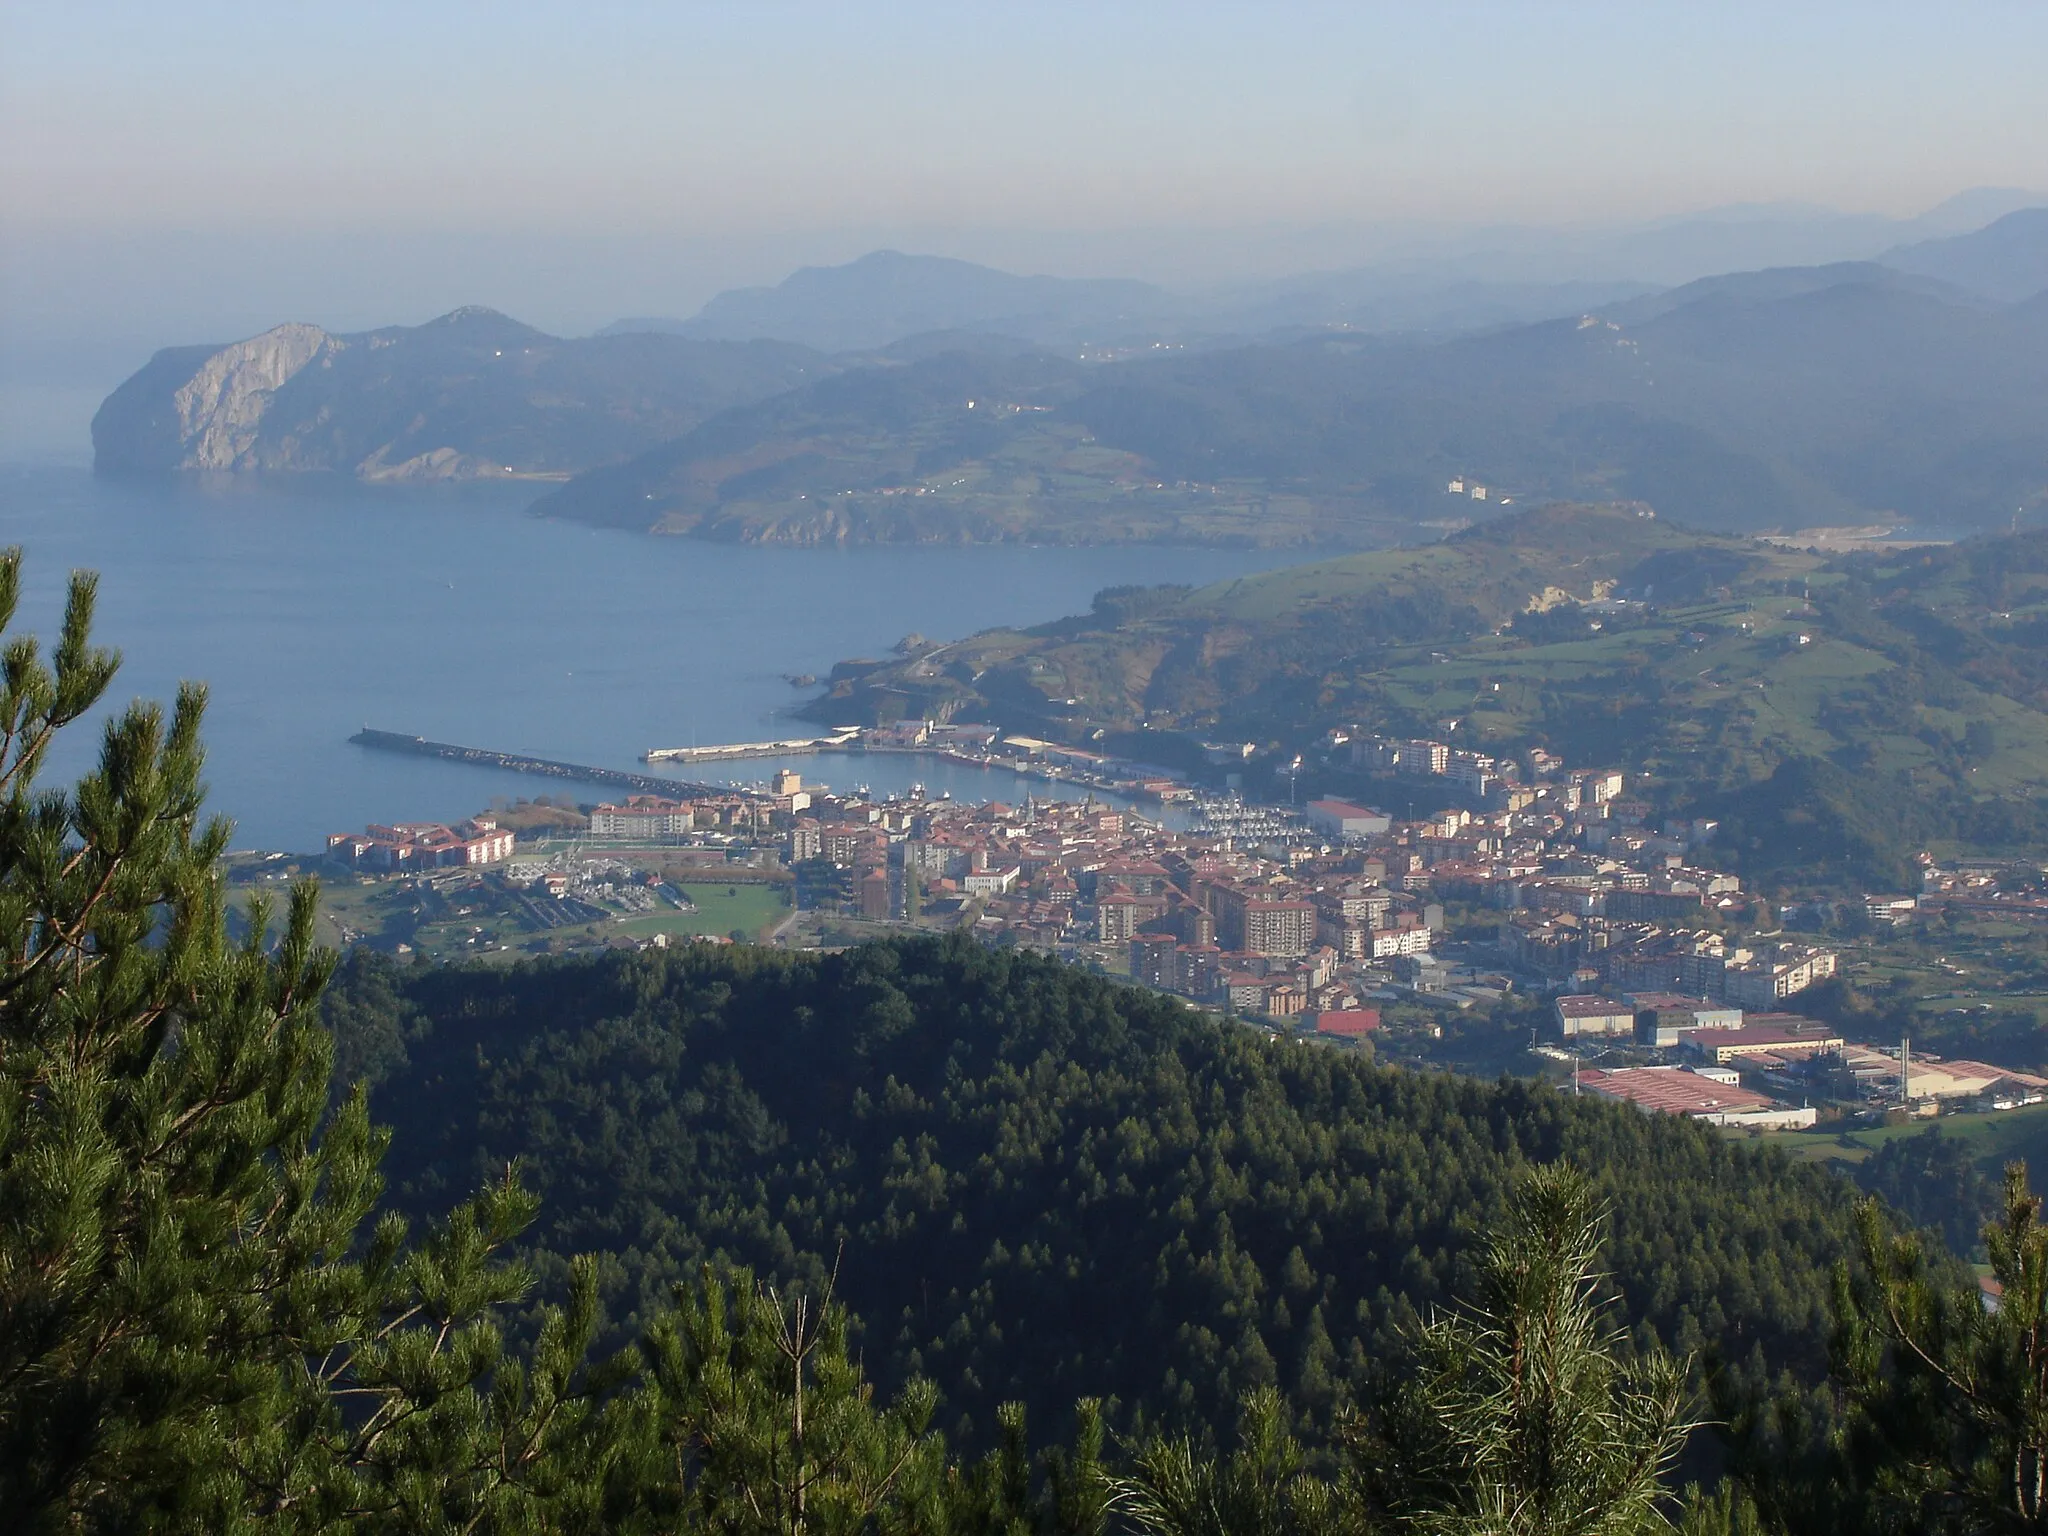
[{"left": 329, "top": 935, "right": 1870, "bottom": 1447}]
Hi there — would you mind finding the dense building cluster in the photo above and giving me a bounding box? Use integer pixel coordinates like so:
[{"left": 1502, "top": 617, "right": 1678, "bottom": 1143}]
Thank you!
[
  {"left": 326, "top": 815, "right": 515, "bottom": 871},
  {"left": 324, "top": 731, "right": 1851, "bottom": 1042},
  {"left": 1341, "top": 729, "right": 1624, "bottom": 812},
  {"left": 767, "top": 739, "right": 1852, "bottom": 1036}
]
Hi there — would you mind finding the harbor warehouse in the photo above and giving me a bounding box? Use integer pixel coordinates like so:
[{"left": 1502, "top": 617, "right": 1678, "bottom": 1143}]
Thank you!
[{"left": 1306, "top": 799, "right": 1392, "bottom": 839}]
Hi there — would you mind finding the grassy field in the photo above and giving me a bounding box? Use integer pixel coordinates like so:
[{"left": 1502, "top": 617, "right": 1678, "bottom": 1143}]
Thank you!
[
  {"left": 415, "top": 882, "right": 790, "bottom": 957},
  {"left": 619, "top": 884, "right": 789, "bottom": 941},
  {"left": 247, "top": 858, "right": 794, "bottom": 962},
  {"left": 1743, "top": 1101, "right": 2048, "bottom": 1173}
]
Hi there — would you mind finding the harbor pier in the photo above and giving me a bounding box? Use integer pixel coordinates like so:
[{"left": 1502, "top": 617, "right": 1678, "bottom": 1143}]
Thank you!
[{"left": 350, "top": 729, "right": 753, "bottom": 800}]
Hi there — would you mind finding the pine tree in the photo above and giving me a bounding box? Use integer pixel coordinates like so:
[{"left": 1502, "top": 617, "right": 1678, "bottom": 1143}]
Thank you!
[
  {"left": 0, "top": 555, "right": 345, "bottom": 1525},
  {"left": 0, "top": 554, "right": 622, "bottom": 1531},
  {"left": 620, "top": 1261, "right": 954, "bottom": 1533},
  {"left": 1120, "top": 1386, "right": 1363, "bottom": 1536},
  {"left": 1770, "top": 1161, "right": 2048, "bottom": 1534},
  {"left": 1353, "top": 1162, "right": 1694, "bottom": 1536}
]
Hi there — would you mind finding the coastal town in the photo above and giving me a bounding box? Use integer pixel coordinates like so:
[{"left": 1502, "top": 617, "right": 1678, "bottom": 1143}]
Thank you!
[{"left": 286, "top": 720, "right": 2048, "bottom": 1139}]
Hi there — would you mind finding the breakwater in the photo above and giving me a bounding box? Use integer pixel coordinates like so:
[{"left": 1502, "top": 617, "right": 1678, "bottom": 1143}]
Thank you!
[{"left": 350, "top": 729, "right": 750, "bottom": 800}]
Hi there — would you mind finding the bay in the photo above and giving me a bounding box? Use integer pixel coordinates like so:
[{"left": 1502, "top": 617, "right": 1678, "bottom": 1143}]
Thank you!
[{"left": 0, "top": 466, "right": 1305, "bottom": 851}]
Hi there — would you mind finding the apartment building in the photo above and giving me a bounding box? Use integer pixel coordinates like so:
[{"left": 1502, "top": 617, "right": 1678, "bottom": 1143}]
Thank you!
[{"left": 589, "top": 796, "right": 695, "bottom": 838}]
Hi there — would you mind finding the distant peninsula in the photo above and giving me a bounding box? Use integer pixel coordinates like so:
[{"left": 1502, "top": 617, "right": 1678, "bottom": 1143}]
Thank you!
[{"left": 90, "top": 307, "right": 824, "bottom": 482}]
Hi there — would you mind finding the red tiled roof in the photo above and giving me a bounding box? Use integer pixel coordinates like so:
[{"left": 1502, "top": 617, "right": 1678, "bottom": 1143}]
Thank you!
[
  {"left": 1579, "top": 1067, "right": 1779, "bottom": 1117},
  {"left": 1315, "top": 1009, "right": 1381, "bottom": 1036}
]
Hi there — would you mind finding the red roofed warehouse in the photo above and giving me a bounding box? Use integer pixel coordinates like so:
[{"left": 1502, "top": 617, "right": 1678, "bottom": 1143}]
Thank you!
[{"left": 1579, "top": 1066, "right": 1816, "bottom": 1128}]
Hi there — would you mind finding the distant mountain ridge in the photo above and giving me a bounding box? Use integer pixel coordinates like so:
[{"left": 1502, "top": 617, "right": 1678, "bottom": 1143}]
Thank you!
[
  {"left": 92, "top": 308, "right": 827, "bottom": 481},
  {"left": 597, "top": 191, "right": 2047, "bottom": 355},
  {"left": 1880, "top": 207, "right": 2048, "bottom": 303},
  {"left": 541, "top": 263, "right": 2048, "bottom": 543},
  {"left": 602, "top": 250, "right": 1177, "bottom": 353},
  {"left": 599, "top": 251, "right": 1666, "bottom": 352},
  {"left": 1601, "top": 261, "right": 1982, "bottom": 324}
]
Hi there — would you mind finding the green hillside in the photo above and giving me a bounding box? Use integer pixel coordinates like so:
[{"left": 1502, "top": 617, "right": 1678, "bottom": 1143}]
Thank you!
[{"left": 809, "top": 506, "right": 2048, "bottom": 888}]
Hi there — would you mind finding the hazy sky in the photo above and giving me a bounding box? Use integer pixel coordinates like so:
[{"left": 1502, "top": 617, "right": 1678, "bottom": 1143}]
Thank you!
[{"left": 4, "top": 0, "right": 2047, "bottom": 408}]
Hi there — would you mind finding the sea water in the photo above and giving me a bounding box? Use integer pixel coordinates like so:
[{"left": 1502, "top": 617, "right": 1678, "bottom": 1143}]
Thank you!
[{"left": 0, "top": 466, "right": 1306, "bottom": 851}]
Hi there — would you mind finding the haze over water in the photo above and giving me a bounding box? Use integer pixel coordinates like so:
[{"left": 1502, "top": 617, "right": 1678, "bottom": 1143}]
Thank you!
[{"left": 0, "top": 467, "right": 1301, "bottom": 851}]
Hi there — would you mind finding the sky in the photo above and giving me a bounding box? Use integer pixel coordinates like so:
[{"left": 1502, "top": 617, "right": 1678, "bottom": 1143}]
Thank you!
[{"left": 3, "top": 0, "right": 2047, "bottom": 450}]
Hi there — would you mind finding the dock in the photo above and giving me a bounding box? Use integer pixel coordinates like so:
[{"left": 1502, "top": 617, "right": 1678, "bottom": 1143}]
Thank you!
[
  {"left": 643, "top": 728, "right": 861, "bottom": 764},
  {"left": 350, "top": 729, "right": 751, "bottom": 800}
]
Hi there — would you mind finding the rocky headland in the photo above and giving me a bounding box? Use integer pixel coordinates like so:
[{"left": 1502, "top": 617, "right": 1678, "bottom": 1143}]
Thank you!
[{"left": 90, "top": 307, "right": 824, "bottom": 482}]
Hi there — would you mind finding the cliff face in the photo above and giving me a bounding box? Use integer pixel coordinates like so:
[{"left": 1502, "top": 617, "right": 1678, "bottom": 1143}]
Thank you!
[
  {"left": 169, "top": 322, "right": 334, "bottom": 471},
  {"left": 91, "top": 308, "right": 826, "bottom": 482}
]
